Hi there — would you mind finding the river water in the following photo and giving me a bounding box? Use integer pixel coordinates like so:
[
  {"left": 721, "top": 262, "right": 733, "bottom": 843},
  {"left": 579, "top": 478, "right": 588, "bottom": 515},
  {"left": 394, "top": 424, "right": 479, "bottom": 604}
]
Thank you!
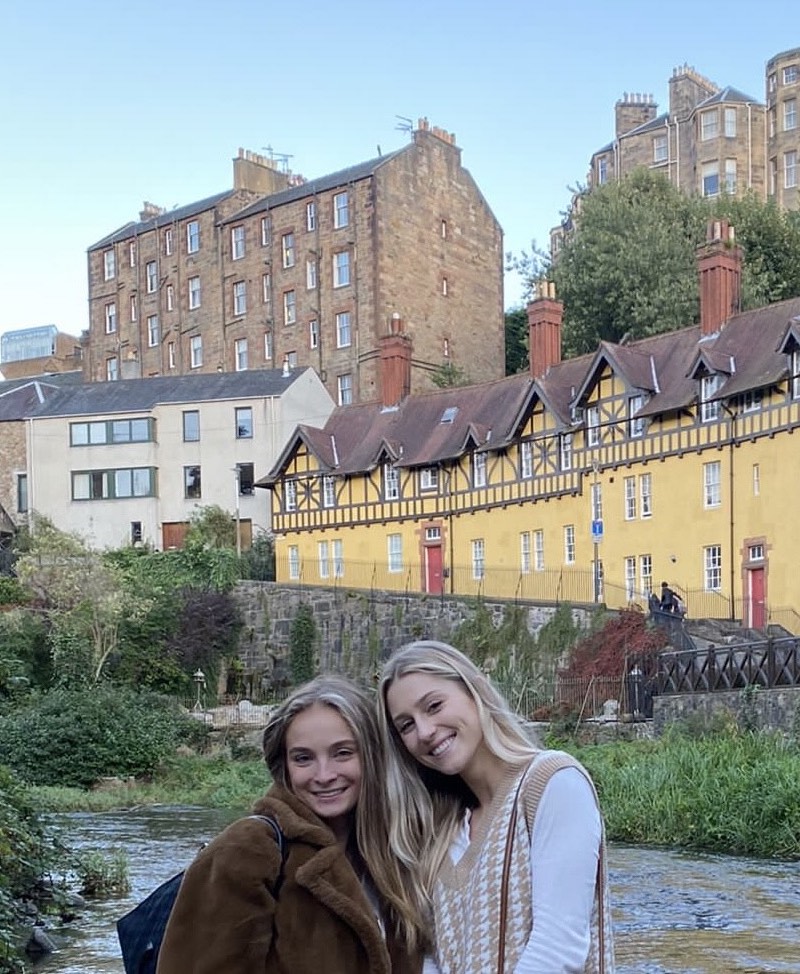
[{"left": 30, "top": 807, "right": 800, "bottom": 973}]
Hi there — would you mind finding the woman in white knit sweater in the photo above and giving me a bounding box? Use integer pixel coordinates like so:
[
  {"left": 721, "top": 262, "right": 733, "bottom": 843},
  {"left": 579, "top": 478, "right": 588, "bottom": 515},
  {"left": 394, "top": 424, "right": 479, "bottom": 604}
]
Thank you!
[{"left": 376, "top": 641, "right": 615, "bottom": 974}]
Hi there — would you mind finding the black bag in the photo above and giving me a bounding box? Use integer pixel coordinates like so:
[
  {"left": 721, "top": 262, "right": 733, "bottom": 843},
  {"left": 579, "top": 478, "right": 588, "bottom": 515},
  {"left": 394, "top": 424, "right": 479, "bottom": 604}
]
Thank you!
[{"left": 116, "top": 814, "right": 285, "bottom": 974}]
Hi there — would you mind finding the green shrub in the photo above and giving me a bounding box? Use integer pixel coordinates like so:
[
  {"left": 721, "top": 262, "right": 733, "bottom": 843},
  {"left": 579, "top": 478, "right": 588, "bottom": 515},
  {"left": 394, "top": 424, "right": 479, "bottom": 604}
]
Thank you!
[
  {"left": 0, "top": 687, "right": 194, "bottom": 788},
  {"left": 0, "top": 579, "right": 27, "bottom": 607},
  {"left": 290, "top": 603, "right": 317, "bottom": 684},
  {"left": 73, "top": 848, "right": 130, "bottom": 896}
]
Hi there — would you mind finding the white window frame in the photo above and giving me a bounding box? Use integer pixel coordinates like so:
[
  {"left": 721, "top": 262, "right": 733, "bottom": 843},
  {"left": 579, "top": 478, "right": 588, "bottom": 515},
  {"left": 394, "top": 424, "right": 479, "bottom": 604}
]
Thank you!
[
  {"left": 306, "top": 258, "right": 317, "bottom": 290},
  {"left": 309, "top": 319, "right": 319, "bottom": 349},
  {"left": 306, "top": 201, "right": 316, "bottom": 232},
  {"left": 534, "top": 529, "right": 544, "bottom": 572},
  {"left": 639, "top": 554, "right": 653, "bottom": 599},
  {"left": 188, "top": 276, "right": 201, "bottom": 310},
  {"left": 104, "top": 302, "right": 117, "bottom": 334},
  {"left": 724, "top": 107, "right": 737, "bottom": 137},
  {"left": 792, "top": 349, "right": 800, "bottom": 399},
  {"left": 702, "top": 161, "right": 720, "bottom": 197},
  {"left": 520, "top": 441, "right": 533, "bottom": 479},
  {"left": 166, "top": 283, "right": 174, "bottom": 312},
  {"left": 560, "top": 433, "right": 573, "bottom": 471},
  {"left": 700, "top": 110, "right": 718, "bottom": 140},
  {"left": 420, "top": 467, "right": 439, "bottom": 491},
  {"left": 235, "top": 338, "right": 248, "bottom": 371},
  {"left": 164, "top": 227, "right": 173, "bottom": 256},
  {"left": 283, "top": 290, "right": 296, "bottom": 326},
  {"left": 332, "top": 539, "right": 344, "bottom": 578},
  {"left": 624, "top": 556, "right": 636, "bottom": 602},
  {"left": 106, "top": 356, "right": 118, "bottom": 381},
  {"left": 262, "top": 272, "right": 271, "bottom": 307},
  {"left": 128, "top": 241, "right": 136, "bottom": 267},
  {"left": 281, "top": 232, "right": 295, "bottom": 268},
  {"left": 147, "top": 314, "right": 159, "bottom": 348},
  {"left": 337, "top": 373, "right": 352, "bottom": 405},
  {"left": 130, "top": 295, "right": 137, "bottom": 321},
  {"left": 383, "top": 462, "right": 400, "bottom": 501},
  {"left": 563, "top": 525, "right": 575, "bottom": 565},
  {"left": 233, "top": 280, "right": 247, "bottom": 316},
  {"left": 586, "top": 405, "right": 600, "bottom": 446},
  {"left": 753, "top": 463, "right": 760, "bottom": 496},
  {"left": 103, "top": 249, "right": 115, "bottom": 281},
  {"left": 473, "top": 451, "right": 487, "bottom": 488},
  {"left": 640, "top": 472, "right": 652, "bottom": 518},
  {"left": 653, "top": 134, "right": 668, "bottom": 163},
  {"left": 628, "top": 394, "right": 644, "bottom": 437},
  {"left": 785, "top": 150, "right": 798, "bottom": 189},
  {"left": 784, "top": 99, "right": 797, "bottom": 132},
  {"left": 288, "top": 545, "right": 300, "bottom": 580},
  {"left": 704, "top": 461, "right": 721, "bottom": 508},
  {"left": 333, "top": 191, "right": 349, "bottom": 229},
  {"left": 624, "top": 476, "right": 636, "bottom": 520},
  {"left": 190, "top": 334, "right": 202, "bottom": 368},
  {"left": 323, "top": 475, "right": 336, "bottom": 508},
  {"left": 388, "top": 534, "right": 403, "bottom": 573},
  {"left": 700, "top": 374, "right": 721, "bottom": 421},
  {"left": 336, "top": 311, "right": 351, "bottom": 348},
  {"left": 597, "top": 157, "right": 608, "bottom": 184},
  {"left": 231, "top": 225, "right": 245, "bottom": 260},
  {"left": 333, "top": 250, "right": 350, "bottom": 288},
  {"left": 520, "top": 532, "right": 531, "bottom": 574},
  {"left": 318, "top": 541, "right": 330, "bottom": 579},
  {"left": 285, "top": 480, "right": 297, "bottom": 512},
  {"left": 146, "top": 260, "right": 157, "bottom": 294},
  {"left": 264, "top": 331, "right": 273, "bottom": 361},
  {"left": 471, "top": 539, "right": 485, "bottom": 580},
  {"left": 704, "top": 545, "right": 722, "bottom": 591},
  {"left": 783, "top": 65, "right": 798, "bottom": 85},
  {"left": 261, "top": 216, "right": 271, "bottom": 247},
  {"left": 187, "top": 220, "right": 200, "bottom": 254},
  {"left": 168, "top": 342, "right": 175, "bottom": 369}
]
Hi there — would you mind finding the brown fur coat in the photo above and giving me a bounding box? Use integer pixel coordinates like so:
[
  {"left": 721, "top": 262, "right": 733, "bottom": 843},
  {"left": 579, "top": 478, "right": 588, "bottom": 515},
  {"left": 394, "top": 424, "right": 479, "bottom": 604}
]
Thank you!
[{"left": 156, "top": 785, "right": 419, "bottom": 974}]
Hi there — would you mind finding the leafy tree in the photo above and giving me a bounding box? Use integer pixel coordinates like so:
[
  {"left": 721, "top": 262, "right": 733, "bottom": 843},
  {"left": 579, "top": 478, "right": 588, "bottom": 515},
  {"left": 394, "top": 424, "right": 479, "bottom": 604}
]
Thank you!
[
  {"left": 504, "top": 307, "right": 528, "bottom": 375},
  {"left": 562, "top": 609, "right": 668, "bottom": 679},
  {"left": 185, "top": 504, "right": 237, "bottom": 549},
  {"left": 289, "top": 603, "right": 317, "bottom": 684},
  {"left": 14, "top": 518, "right": 150, "bottom": 686},
  {"left": 510, "top": 169, "right": 800, "bottom": 356},
  {"left": 430, "top": 361, "right": 469, "bottom": 388}
]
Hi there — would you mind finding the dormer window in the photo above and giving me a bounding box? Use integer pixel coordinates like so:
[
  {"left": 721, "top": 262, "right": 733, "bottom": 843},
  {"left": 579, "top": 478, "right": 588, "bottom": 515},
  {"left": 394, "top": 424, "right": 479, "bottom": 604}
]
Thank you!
[
  {"left": 520, "top": 441, "right": 533, "bottom": 479},
  {"left": 586, "top": 405, "right": 600, "bottom": 446},
  {"left": 700, "top": 374, "right": 721, "bottom": 422},
  {"left": 473, "top": 452, "right": 487, "bottom": 488},
  {"left": 792, "top": 349, "right": 800, "bottom": 400},
  {"left": 628, "top": 395, "right": 645, "bottom": 438},
  {"left": 420, "top": 467, "right": 439, "bottom": 491},
  {"left": 285, "top": 480, "right": 297, "bottom": 512},
  {"left": 383, "top": 462, "right": 400, "bottom": 501}
]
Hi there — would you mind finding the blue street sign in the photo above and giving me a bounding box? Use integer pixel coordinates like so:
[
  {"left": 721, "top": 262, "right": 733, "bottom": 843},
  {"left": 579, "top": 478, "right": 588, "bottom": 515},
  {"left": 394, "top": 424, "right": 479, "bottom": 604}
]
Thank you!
[{"left": 591, "top": 519, "right": 604, "bottom": 542}]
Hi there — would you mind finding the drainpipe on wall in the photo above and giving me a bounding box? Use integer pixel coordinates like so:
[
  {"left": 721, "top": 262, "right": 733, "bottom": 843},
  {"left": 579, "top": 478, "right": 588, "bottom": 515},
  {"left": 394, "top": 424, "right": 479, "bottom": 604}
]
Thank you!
[{"left": 722, "top": 403, "right": 737, "bottom": 621}]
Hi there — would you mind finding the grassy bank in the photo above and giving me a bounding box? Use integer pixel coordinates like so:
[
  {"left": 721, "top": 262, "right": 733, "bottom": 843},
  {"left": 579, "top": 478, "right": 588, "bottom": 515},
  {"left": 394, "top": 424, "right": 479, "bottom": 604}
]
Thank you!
[
  {"left": 568, "top": 728, "right": 800, "bottom": 860},
  {"left": 29, "top": 754, "right": 270, "bottom": 813},
  {"left": 29, "top": 729, "right": 800, "bottom": 860}
]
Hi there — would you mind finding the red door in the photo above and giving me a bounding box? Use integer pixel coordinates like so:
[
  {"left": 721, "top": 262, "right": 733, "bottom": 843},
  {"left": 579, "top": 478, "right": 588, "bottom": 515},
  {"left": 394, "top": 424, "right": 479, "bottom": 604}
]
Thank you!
[
  {"left": 425, "top": 545, "right": 443, "bottom": 595},
  {"left": 749, "top": 567, "right": 766, "bottom": 629}
]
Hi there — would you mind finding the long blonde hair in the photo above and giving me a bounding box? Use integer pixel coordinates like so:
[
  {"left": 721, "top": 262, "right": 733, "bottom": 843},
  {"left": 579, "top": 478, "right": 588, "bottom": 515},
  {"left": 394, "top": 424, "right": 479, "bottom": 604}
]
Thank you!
[
  {"left": 376, "top": 641, "right": 539, "bottom": 909},
  {"left": 263, "top": 674, "right": 429, "bottom": 952}
]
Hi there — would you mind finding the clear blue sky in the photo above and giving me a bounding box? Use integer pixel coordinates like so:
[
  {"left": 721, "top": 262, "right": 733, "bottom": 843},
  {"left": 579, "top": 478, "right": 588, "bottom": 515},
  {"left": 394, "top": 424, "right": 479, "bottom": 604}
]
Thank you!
[{"left": 0, "top": 0, "right": 796, "bottom": 343}]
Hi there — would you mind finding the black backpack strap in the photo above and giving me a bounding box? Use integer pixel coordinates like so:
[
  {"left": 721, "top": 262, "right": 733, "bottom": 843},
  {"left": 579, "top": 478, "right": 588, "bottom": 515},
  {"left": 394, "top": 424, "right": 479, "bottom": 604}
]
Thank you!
[{"left": 248, "top": 814, "right": 287, "bottom": 897}]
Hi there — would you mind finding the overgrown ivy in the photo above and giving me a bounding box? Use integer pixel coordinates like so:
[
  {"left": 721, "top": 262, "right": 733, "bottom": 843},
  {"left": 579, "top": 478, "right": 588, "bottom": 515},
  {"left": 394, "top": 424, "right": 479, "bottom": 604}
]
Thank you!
[{"left": 290, "top": 603, "right": 317, "bottom": 685}]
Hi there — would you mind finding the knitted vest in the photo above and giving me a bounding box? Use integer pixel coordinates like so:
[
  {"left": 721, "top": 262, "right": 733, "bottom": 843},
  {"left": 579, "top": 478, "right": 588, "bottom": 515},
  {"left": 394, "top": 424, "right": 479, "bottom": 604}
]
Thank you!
[{"left": 432, "top": 751, "right": 615, "bottom": 974}]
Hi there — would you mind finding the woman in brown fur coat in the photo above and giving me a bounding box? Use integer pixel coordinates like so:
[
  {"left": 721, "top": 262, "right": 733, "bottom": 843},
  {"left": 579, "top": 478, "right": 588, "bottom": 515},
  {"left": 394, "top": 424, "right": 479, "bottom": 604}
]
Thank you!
[{"left": 156, "top": 676, "right": 426, "bottom": 974}]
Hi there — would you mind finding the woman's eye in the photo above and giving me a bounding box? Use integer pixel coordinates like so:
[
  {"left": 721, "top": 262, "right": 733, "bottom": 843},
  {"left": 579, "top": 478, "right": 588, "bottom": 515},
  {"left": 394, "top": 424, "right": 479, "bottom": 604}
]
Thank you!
[
  {"left": 291, "top": 754, "right": 311, "bottom": 765},
  {"left": 335, "top": 748, "right": 354, "bottom": 759},
  {"left": 427, "top": 700, "right": 442, "bottom": 714},
  {"left": 397, "top": 720, "right": 413, "bottom": 735}
]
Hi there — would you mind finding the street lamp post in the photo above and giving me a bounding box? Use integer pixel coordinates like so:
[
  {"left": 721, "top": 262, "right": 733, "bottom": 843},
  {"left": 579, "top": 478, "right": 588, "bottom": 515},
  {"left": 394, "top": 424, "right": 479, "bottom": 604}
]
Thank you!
[
  {"left": 233, "top": 466, "right": 242, "bottom": 559},
  {"left": 193, "top": 668, "right": 206, "bottom": 712}
]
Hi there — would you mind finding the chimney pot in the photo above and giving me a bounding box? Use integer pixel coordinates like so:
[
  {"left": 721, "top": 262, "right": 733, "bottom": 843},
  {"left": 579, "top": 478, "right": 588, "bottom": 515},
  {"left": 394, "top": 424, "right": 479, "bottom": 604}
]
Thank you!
[
  {"left": 698, "top": 220, "right": 742, "bottom": 335},
  {"left": 528, "top": 285, "right": 563, "bottom": 380}
]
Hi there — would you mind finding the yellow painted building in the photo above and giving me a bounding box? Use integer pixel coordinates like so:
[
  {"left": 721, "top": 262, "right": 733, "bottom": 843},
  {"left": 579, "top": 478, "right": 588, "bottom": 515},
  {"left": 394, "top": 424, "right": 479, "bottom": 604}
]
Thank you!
[{"left": 260, "top": 224, "right": 800, "bottom": 630}]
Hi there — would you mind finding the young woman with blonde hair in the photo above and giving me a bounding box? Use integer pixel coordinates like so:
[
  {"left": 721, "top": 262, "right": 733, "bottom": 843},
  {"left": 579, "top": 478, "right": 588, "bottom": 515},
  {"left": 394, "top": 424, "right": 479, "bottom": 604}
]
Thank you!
[
  {"left": 377, "top": 640, "right": 614, "bottom": 974},
  {"left": 158, "top": 674, "right": 425, "bottom": 973}
]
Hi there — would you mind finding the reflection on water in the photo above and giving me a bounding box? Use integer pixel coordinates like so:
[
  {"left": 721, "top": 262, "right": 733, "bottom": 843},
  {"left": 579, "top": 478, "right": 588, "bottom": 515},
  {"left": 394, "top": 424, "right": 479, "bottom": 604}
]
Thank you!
[{"left": 32, "top": 810, "right": 800, "bottom": 974}]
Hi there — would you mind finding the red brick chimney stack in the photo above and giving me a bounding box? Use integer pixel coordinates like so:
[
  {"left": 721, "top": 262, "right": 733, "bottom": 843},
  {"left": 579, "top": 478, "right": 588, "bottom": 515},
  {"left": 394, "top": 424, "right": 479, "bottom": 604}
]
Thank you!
[
  {"left": 379, "top": 313, "right": 412, "bottom": 407},
  {"left": 527, "top": 282, "right": 563, "bottom": 379},
  {"left": 697, "top": 219, "right": 743, "bottom": 336}
]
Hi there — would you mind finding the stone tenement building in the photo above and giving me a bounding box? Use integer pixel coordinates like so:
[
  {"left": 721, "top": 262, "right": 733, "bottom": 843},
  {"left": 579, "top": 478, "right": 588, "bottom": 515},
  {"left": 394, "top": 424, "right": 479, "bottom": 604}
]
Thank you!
[
  {"left": 552, "top": 48, "right": 800, "bottom": 254},
  {"left": 86, "top": 121, "right": 505, "bottom": 405}
]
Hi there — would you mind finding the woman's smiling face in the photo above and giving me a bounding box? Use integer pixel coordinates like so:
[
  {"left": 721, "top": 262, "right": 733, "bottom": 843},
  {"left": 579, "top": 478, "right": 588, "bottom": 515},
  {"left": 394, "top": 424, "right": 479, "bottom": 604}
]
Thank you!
[
  {"left": 285, "top": 703, "right": 362, "bottom": 831},
  {"left": 385, "top": 673, "right": 486, "bottom": 777}
]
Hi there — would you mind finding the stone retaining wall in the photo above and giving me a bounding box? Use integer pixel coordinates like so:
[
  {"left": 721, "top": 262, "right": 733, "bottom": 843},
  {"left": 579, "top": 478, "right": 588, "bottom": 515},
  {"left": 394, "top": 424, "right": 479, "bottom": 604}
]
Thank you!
[
  {"left": 233, "top": 581, "right": 594, "bottom": 684},
  {"left": 653, "top": 686, "right": 800, "bottom": 734}
]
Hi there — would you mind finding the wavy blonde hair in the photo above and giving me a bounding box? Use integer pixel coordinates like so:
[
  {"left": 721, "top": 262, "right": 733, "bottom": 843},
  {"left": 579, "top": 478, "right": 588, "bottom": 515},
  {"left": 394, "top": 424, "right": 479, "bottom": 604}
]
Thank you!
[
  {"left": 376, "top": 641, "right": 540, "bottom": 910},
  {"left": 263, "top": 674, "right": 429, "bottom": 952}
]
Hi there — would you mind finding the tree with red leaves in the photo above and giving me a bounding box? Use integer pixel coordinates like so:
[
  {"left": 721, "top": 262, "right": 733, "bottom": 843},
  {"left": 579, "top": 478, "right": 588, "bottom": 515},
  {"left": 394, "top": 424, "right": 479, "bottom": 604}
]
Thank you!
[{"left": 563, "top": 609, "right": 669, "bottom": 679}]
